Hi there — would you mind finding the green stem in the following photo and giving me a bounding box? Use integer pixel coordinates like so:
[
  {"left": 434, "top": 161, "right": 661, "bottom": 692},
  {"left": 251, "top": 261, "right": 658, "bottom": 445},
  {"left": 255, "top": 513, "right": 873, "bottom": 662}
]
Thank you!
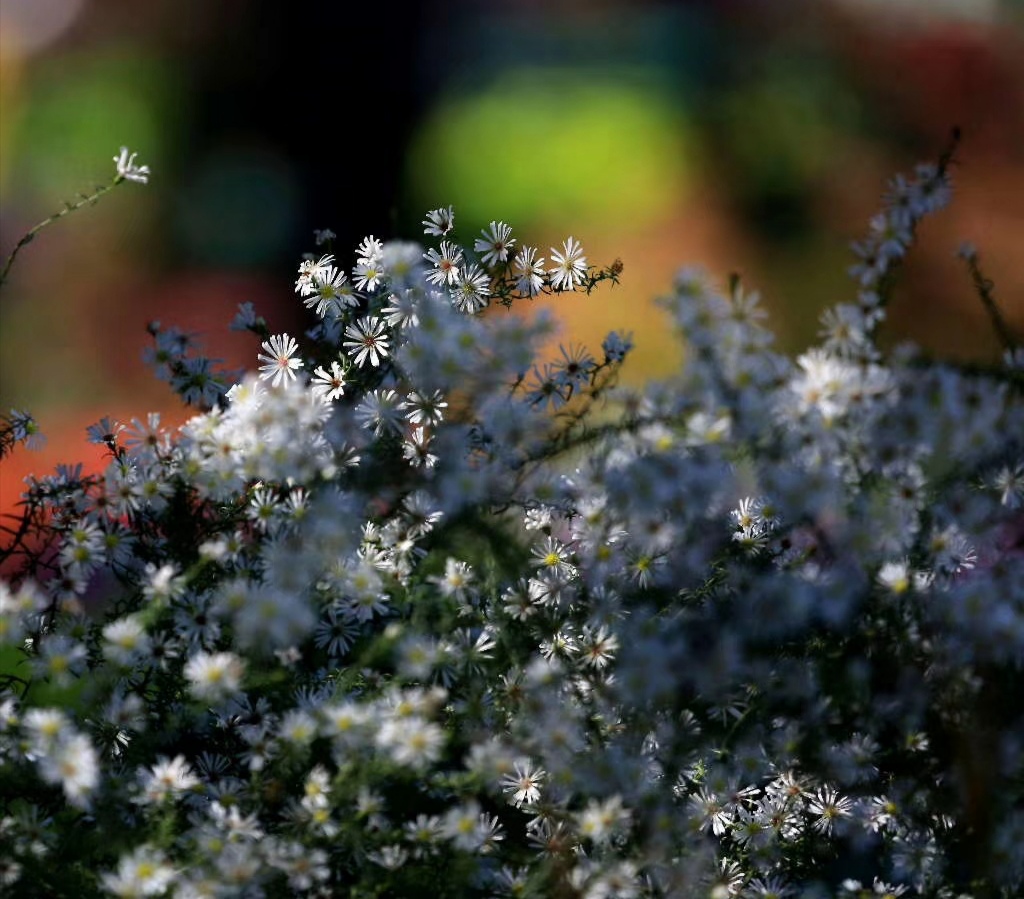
[{"left": 0, "top": 178, "right": 122, "bottom": 289}]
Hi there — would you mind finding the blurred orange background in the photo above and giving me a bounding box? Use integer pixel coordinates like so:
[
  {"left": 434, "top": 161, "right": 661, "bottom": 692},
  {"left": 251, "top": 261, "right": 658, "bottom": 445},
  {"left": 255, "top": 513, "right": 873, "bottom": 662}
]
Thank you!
[{"left": 2, "top": 0, "right": 1023, "bottom": 518}]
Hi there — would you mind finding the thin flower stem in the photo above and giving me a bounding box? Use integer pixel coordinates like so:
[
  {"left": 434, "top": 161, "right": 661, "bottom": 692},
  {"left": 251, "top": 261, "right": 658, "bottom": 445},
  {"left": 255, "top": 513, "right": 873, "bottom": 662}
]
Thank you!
[
  {"left": 962, "top": 250, "right": 1017, "bottom": 356},
  {"left": 0, "top": 179, "right": 121, "bottom": 289},
  {"left": 869, "top": 127, "right": 961, "bottom": 329}
]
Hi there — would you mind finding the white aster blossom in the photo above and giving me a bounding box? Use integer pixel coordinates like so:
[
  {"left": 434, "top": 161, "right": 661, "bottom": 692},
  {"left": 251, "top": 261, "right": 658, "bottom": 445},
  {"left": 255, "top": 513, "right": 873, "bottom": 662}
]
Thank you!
[
  {"left": 474, "top": 220, "right": 516, "bottom": 267},
  {"left": 113, "top": 146, "right": 150, "bottom": 184},
  {"left": 257, "top": 333, "right": 304, "bottom": 386},
  {"left": 139, "top": 755, "right": 200, "bottom": 804},
  {"left": 548, "top": 236, "right": 587, "bottom": 291},
  {"left": 422, "top": 205, "right": 455, "bottom": 236},
  {"left": 343, "top": 316, "right": 390, "bottom": 368},
  {"left": 184, "top": 651, "right": 245, "bottom": 703},
  {"left": 513, "top": 245, "right": 545, "bottom": 297},
  {"left": 100, "top": 846, "right": 176, "bottom": 897}
]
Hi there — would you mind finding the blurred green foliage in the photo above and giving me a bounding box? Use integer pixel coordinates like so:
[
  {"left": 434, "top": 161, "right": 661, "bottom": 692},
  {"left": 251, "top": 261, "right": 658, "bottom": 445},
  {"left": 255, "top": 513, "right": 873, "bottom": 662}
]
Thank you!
[
  {"left": 5, "top": 46, "right": 176, "bottom": 204},
  {"left": 407, "top": 69, "right": 693, "bottom": 231}
]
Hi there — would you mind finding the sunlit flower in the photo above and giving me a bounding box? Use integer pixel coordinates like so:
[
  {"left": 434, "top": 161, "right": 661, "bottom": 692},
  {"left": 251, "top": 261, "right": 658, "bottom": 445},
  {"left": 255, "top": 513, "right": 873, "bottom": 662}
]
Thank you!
[
  {"left": 513, "top": 245, "right": 545, "bottom": 297},
  {"left": 113, "top": 147, "right": 150, "bottom": 184},
  {"left": 103, "top": 615, "right": 151, "bottom": 666},
  {"left": 548, "top": 236, "right": 587, "bottom": 291},
  {"left": 38, "top": 732, "right": 99, "bottom": 808},
  {"left": 257, "top": 333, "right": 304, "bottom": 386},
  {"left": 295, "top": 253, "right": 334, "bottom": 295},
  {"left": 302, "top": 264, "right": 355, "bottom": 318},
  {"left": 139, "top": 755, "right": 199, "bottom": 804},
  {"left": 807, "top": 786, "right": 854, "bottom": 835},
  {"left": 422, "top": 205, "right": 455, "bottom": 236},
  {"left": 100, "top": 846, "right": 175, "bottom": 897},
  {"left": 310, "top": 360, "right": 347, "bottom": 402},
  {"left": 474, "top": 220, "right": 516, "bottom": 267},
  {"left": 450, "top": 263, "right": 490, "bottom": 314},
  {"left": 343, "top": 316, "right": 390, "bottom": 368},
  {"left": 424, "top": 240, "right": 463, "bottom": 286},
  {"left": 501, "top": 760, "right": 545, "bottom": 807},
  {"left": 184, "top": 651, "right": 245, "bottom": 703}
]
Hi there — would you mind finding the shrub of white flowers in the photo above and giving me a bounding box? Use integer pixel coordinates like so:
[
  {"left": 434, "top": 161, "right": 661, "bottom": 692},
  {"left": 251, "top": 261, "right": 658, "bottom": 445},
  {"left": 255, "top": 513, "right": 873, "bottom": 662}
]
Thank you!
[{"left": 1, "top": 134, "right": 1022, "bottom": 899}]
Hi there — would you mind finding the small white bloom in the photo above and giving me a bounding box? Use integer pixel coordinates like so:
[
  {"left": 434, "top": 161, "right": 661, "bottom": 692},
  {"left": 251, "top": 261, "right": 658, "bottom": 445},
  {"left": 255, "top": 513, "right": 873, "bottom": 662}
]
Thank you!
[
  {"left": 450, "top": 263, "right": 491, "bottom": 314},
  {"left": 353, "top": 257, "right": 383, "bottom": 292},
  {"left": 422, "top": 205, "right": 455, "bottom": 236},
  {"left": 100, "top": 846, "right": 176, "bottom": 897},
  {"left": 377, "top": 716, "right": 445, "bottom": 768},
  {"left": 184, "top": 651, "right": 245, "bottom": 703},
  {"left": 38, "top": 732, "right": 99, "bottom": 808},
  {"left": 139, "top": 754, "right": 200, "bottom": 804},
  {"left": 578, "top": 795, "right": 630, "bottom": 844},
  {"left": 355, "top": 388, "right": 405, "bottom": 437},
  {"left": 142, "top": 563, "right": 186, "bottom": 605},
  {"left": 302, "top": 264, "right": 354, "bottom": 318},
  {"left": 513, "top": 245, "right": 545, "bottom": 297},
  {"left": 295, "top": 253, "right": 335, "bottom": 295},
  {"left": 548, "top": 236, "right": 587, "bottom": 291},
  {"left": 501, "top": 759, "right": 546, "bottom": 807},
  {"left": 257, "top": 333, "right": 304, "bottom": 386},
  {"left": 23, "top": 707, "right": 70, "bottom": 753},
  {"left": 424, "top": 240, "right": 463, "bottom": 286},
  {"left": 113, "top": 147, "right": 150, "bottom": 184},
  {"left": 343, "top": 317, "right": 390, "bottom": 368},
  {"left": 474, "top": 220, "right": 516, "bottom": 267},
  {"left": 356, "top": 234, "right": 384, "bottom": 265},
  {"left": 311, "top": 360, "right": 347, "bottom": 401},
  {"left": 402, "top": 426, "right": 438, "bottom": 469},
  {"left": 430, "top": 557, "right": 475, "bottom": 603},
  {"left": 877, "top": 559, "right": 912, "bottom": 595},
  {"left": 807, "top": 786, "right": 854, "bottom": 835},
  {"left": 103, "top": 615, "right": 151, "bottom": 666},
  {"left": 280, "top": 709, "right": 318, "bottom": 746},
  {"left": 992, "top": 462, "right": 1024, "bottom": 509}
]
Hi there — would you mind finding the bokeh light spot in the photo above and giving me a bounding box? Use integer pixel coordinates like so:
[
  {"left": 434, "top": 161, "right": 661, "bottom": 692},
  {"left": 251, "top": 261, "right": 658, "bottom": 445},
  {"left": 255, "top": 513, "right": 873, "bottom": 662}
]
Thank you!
[
  {"left": 407, "top": 69, "right": 692, "bottom": 230},
  {"left": 0, "top": 0, "right": 86, "bottom": 58}
]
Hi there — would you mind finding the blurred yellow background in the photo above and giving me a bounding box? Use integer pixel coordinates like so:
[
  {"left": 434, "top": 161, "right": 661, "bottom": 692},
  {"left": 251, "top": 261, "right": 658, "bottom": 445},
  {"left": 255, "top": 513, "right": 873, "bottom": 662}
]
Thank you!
[{"left": 2, "top": 0, "right": 1023, "bottom": 509}]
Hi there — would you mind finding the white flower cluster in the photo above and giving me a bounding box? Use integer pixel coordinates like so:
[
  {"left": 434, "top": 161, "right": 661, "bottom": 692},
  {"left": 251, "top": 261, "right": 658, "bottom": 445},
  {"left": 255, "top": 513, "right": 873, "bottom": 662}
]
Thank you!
[{"left": 1, "top": 148, "right": 1022, "bottom": 898}]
